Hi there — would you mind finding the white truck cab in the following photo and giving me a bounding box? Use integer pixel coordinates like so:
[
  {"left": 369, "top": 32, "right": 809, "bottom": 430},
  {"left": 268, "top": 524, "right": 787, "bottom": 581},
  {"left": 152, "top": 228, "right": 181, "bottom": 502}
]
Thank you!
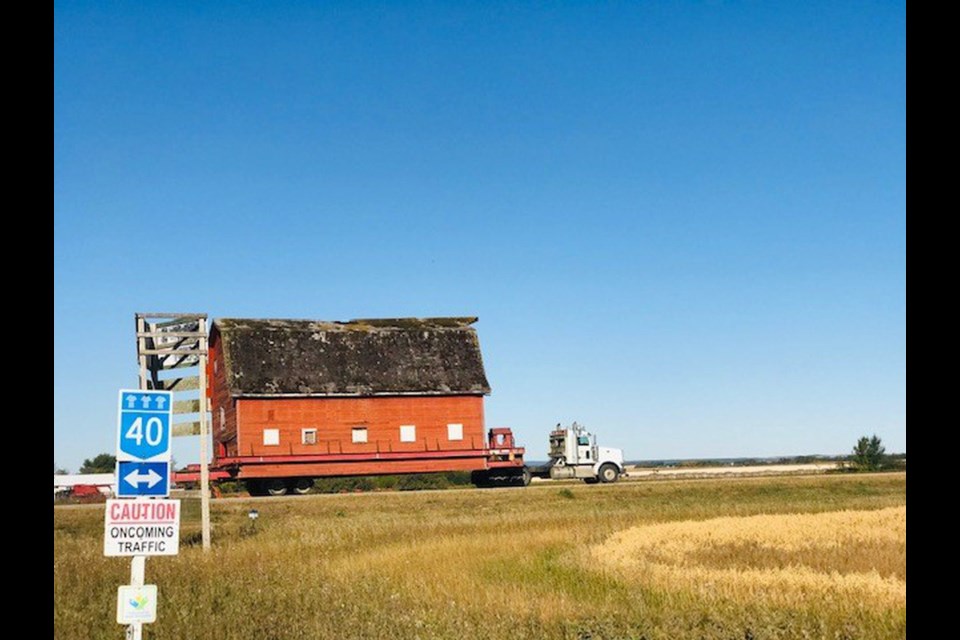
[{"left": 547, "top": 422, "right": 626, "bottom": 483}]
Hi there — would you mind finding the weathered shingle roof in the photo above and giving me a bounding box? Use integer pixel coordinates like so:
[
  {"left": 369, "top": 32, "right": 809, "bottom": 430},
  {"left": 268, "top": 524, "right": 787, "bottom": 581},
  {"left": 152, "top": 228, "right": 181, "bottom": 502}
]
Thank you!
[{"left": 212, "top": 317, "right": 491, "bottom": 397}]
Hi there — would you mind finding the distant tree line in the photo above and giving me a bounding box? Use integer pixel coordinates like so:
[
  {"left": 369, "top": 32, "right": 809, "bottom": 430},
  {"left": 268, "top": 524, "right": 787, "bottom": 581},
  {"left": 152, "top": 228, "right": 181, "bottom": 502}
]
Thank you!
[
  {"left": 80, "top": 453, "right": 116, "bottom": 474},
  {"left": 54, "top": 454, "right": 118, "bottom": 475}
]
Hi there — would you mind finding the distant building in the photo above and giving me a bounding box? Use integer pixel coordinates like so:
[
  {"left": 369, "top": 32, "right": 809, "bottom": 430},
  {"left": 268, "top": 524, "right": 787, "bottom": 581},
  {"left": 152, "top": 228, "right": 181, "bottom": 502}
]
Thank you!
[{"left": 53, "top": 474, "right": 115, "bottom": 497}]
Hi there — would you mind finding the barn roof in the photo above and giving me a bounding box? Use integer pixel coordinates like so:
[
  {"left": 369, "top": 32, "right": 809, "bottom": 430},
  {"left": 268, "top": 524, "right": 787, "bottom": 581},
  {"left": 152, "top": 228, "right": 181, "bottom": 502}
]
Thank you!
[{"left": 212, "top": 317, "right": 491, "bottom": 397}]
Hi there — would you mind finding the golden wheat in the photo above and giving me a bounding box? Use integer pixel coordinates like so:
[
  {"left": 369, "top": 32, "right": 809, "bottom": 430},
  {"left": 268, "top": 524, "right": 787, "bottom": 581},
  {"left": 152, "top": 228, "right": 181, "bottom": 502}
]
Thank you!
[{"left": 591, "top": 506, "right": 906, "bottom": 609}]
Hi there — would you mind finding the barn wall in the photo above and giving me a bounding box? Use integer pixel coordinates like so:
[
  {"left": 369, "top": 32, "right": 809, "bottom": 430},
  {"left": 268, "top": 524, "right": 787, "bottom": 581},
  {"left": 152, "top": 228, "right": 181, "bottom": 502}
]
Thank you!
[
  {"left": 233, "top": 395, "right": 486, "bottom": 457},
  {"left": 208, "top": 331, "right": 238, "bottom": 457}
]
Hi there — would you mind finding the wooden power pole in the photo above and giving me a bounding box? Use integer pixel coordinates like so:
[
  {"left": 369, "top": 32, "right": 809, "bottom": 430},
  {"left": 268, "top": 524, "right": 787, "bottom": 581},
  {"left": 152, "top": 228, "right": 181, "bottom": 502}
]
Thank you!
[{"left": 135, "top": 312, "right": 212, "bottom": 551}]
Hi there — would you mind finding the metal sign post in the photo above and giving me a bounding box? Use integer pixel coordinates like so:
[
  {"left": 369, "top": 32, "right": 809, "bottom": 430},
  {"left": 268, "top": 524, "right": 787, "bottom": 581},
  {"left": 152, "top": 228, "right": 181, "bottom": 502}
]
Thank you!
[{"left": 128, "top": 555, "right": 146, "bottom": 640}]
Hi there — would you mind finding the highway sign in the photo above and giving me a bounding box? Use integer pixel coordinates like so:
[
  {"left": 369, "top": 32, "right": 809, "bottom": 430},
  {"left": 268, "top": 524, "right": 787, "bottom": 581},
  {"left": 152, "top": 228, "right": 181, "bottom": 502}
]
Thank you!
[
  {"left": 117, "top": 390, "right": 173, "bottom": 462},
  {"left": 104, "top": 499, "right": 181, "bottom": 557},
  {"left": 117, "top": 585, "right": 158, "bottom": 624},
  {"left": 116, "top": 461, "right": 170, "bottom": 497}
]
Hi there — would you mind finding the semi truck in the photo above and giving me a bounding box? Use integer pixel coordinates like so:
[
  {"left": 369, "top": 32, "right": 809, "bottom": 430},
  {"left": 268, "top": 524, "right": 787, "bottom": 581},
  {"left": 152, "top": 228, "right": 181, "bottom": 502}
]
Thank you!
[
  {"left": 531, "top": 422, "right": 626, "bottom": 484},
  {"left": 175, "top": 422, "right": 625, "bottom": 493}
]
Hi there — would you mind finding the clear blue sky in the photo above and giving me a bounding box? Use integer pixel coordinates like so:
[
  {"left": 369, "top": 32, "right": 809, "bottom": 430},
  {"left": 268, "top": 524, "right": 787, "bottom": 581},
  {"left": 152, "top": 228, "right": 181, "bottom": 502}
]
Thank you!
[{"left": 54, "top": 1, "right": 905, "bottom": 472}]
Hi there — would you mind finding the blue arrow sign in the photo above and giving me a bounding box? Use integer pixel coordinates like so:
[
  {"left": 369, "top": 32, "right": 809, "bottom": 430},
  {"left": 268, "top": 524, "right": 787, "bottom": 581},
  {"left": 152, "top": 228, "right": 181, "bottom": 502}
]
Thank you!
[
  {"left": 117, "top": 389, "right": 173, "bottom": 462},
  {"left": 116, "top": 461, "right": 170, "bottom": 497}
]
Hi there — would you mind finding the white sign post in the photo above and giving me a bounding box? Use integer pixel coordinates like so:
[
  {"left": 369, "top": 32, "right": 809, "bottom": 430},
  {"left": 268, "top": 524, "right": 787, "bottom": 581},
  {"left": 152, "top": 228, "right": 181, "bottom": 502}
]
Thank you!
[{"left": 109, "top": 389, "right": 179, "bottom": 640}]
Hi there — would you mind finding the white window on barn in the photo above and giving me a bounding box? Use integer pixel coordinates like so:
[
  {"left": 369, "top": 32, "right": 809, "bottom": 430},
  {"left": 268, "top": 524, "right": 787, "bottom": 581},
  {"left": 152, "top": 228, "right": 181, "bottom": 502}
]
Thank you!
[
  {"left": 263, "top": 428, "right": 280, "bottom": 446},
  {"left": 352, "top": 427, "right": 368, "bottom": 443},
  {"left": 447, "top": 423, "right": 463, "bottom": 441},
  {"left": 399, "top": 424, "right": 416, "bottom": 443},
  {"left": 302, "top": 428, "right": 317, "bottom": 445},
  {"left": 219, "top": 407, "right": 225, "bottom": 433}
]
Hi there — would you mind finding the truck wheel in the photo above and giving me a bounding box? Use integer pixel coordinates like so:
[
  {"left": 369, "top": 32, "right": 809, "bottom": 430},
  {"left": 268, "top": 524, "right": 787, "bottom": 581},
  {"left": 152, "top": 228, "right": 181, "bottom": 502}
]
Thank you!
[
  {"left": 598, "top": 463, "right": 619, "bottom": 484},
  {"left": 583, "top": 477, "right": 599, "bottom": 485},
  {"left": 291, "top": 478, "right": 313, "bottom": 495},
  {"left": 519, "top": 467, "right": 531, "bottom": 487},
  {"left": 245, "top": 480, "right": 267, "bottom": 497},
  {"left": 265, "top": 479, "right": 288, "bottom": 496}
]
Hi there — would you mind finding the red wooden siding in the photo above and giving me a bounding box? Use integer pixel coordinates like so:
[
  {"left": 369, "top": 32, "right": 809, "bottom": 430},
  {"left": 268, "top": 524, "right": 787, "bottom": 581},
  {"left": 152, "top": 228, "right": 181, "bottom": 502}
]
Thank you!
[{"left": 232, "top": 395, "right": 485, "bottom": 458}]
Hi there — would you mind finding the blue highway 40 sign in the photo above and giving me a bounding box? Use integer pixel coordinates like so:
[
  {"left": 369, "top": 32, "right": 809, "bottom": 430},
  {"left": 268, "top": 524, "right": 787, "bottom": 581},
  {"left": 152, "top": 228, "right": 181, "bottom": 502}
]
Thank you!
[{"left": 117, "top": 390, "right": 173, "bottom": 462}]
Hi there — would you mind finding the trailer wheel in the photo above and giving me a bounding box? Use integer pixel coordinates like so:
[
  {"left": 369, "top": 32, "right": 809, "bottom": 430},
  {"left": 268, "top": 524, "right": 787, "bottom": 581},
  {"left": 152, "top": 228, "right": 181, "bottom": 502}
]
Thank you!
[
  {"left": 245, "top": 480, "right": 266, "bottom": 497},
  {"left": 265, "top": 479, "right": 288, "bottom": 496},
  {"left": 471, "top": 471, "right": 490, "bottom": 488},
  {"left": 291, "top": 478, "right": 314, "bottom": 495},
  {"left": 598, "top": 463, "right": 619, "bottom": 484}
]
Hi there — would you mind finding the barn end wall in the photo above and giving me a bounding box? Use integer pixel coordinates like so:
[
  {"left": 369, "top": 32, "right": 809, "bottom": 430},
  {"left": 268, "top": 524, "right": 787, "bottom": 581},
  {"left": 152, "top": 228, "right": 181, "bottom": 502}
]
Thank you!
[{"left": 208, "top": 331, "right": 238, "bottom": 457}]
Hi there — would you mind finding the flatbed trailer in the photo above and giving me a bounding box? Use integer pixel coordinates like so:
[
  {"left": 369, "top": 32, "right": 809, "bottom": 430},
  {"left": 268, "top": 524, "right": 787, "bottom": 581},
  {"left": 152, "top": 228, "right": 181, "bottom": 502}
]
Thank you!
[{"left": 173, "top": 427, "right": 529, "bottom": 495}]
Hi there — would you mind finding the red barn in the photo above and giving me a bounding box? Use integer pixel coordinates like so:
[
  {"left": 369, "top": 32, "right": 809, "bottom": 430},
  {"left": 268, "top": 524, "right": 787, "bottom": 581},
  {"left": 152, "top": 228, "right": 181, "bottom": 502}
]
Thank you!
[{"left": 207, "top": 317, "right": 526, "bottom": 494}]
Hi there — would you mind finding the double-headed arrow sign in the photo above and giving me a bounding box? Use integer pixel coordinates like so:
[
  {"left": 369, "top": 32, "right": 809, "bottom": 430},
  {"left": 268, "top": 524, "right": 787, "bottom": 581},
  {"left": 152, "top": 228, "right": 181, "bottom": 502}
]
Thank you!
[
  {"left": 118, "top": 461, "right": 170, "bottom": 497},
  {"left": 124, "top": 466, "right": 164, "bottom": 489}
]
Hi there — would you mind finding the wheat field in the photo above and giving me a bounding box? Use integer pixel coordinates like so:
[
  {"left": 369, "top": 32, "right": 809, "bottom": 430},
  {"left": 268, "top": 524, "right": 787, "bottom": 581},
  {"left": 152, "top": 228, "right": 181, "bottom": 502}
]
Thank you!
[
  {"left": 592, "top": 506, "right": 905, "bottom": 609},
  {"left": 54, "top": 473, "right": 906, "bottom": 640}
]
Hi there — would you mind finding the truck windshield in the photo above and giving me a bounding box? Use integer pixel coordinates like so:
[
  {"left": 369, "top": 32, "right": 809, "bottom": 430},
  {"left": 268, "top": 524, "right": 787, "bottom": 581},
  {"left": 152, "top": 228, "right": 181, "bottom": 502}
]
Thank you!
[{"left": 577, "top": 436, "right": 590, "bottom": 446}]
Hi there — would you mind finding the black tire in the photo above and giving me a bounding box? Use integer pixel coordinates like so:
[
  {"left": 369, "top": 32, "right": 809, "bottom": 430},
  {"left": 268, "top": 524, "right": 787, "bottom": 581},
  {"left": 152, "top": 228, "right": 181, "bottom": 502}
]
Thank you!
[
  {"left": 265, "top": 479, "right": 288, "bottom": 496},
  {"left": 245, "top": 480, "right": 267, "bottom": 497},
  {"left": 598, "top": 463, "right": 619, "bottom": 484},
  {"left": 519, "top": 467, "right": 531, "bottom": 487},
  {"left": 583, "top": 477, "right": 600, "bottom": 485},
  {"left": 471, "top": 470, "right": 491, "bottom": 488},
  {"left": 290, "top": 478, "right": 314, "bottom": 495}
]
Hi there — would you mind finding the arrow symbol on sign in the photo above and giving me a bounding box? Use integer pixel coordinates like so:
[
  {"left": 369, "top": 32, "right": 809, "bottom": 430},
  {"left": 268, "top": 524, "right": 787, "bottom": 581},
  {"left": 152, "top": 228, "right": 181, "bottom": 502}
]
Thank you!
[
  {"left": 155, "top": 396, "right": 167, "bottom": 409},
  {"left": 140, "top": 395, "right": 151, "bottom": 408},
  {"left": 126, "top": 395, "right": 136, "bottom": 408},
  {"left": 124, "top": 468, "right": 163, "bottom": 488}
]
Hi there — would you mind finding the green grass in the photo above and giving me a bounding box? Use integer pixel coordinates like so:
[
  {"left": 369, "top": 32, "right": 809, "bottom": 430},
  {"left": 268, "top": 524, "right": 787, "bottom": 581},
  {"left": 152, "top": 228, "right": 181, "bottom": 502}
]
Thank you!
[{"left": 54, "top": 473, "right": 906, "bottom": 639}]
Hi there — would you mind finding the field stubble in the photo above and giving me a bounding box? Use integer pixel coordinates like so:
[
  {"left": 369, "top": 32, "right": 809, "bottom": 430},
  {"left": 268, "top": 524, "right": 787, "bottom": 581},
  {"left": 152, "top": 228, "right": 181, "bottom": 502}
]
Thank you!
[{"left": 54, "top": 473, "right": 906, "bottom": 640}]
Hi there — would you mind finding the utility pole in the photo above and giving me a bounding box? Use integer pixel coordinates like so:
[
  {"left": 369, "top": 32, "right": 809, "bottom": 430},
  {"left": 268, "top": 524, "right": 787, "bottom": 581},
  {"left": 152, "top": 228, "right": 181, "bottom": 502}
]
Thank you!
[{"left": 135, "top": 312, "right": 211, "bottom": 550}]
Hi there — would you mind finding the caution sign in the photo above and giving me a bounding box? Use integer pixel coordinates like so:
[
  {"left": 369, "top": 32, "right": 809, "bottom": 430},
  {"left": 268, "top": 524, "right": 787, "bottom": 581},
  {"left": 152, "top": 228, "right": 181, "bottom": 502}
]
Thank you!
[{"left": 104, "top": 499, "right": 181, "bottom": 557}]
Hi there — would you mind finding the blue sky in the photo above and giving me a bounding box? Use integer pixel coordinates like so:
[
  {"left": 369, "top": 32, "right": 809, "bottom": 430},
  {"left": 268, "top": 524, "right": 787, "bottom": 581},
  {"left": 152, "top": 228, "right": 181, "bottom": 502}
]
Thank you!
[{"left": 54, "top": 1, "right": 905, "bottom": 472}]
